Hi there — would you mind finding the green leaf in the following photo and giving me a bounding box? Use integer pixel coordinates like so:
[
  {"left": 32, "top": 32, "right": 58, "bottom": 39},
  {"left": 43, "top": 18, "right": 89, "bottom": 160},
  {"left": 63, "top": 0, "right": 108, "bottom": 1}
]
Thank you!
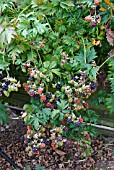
[
  {"left": 89, "top": 67, "right": 98, "bottom": 79},
  {"left": 0, "top": 59, "right": 9, "bottom": 70},
  {"left": 106, "top": 94, "right": 114, "bottom": 114},
  {"left": 43, "top": 61, "right": 50, "bottom": 68},
  {"left": 86, "top": 47, "right": 97, "bottom": 63},
  {"left": 33, "top": 118, "right": 39, "bottom": 130},
  {"left": 51, "top": 68, "right": 61, "bottom": 77},
  {"left": 75, "top": 51, "right": 85, "bottom": 63},
  {"left": 26, "top": 165, "right": 31, "bottom": 170},
  {"left": 49, "top": 61, "right": 56, "bottom": 69},
  {"left": 64, "top": 63, "right": 72, "bottom": 71},
  {"left": 51, "top": 109, "right": 60, "bottom": 119}
]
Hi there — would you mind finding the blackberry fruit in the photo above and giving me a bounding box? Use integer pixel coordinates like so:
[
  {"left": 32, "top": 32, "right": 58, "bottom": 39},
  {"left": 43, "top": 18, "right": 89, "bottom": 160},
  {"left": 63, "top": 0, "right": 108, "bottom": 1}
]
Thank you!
[
  {"left": 33, "top": 94, "right": 39, "bottom": 100},
  {"left": 43, "top": 138, "right": 50, "bottom": 145},
  {"left": 46, "top": 93, "right": 52, "bottom": 99},
  {"left": 26, "top": 138, "right": 31, "bottom": 143},
  {"left": 75, "top": 122, "right": 80, "bottom": 127},
  {"left": 63, "top": 127, "right": 69, "bottom": 131},
  {"left": 66, "top": 118, "right": 72, "bottom": 124},
  {"left": 2, "top": 84, "right": 8, "bottom": 91},
  {"left": 44, "top": 99, "right": 49, "bottom": 103},
  {"left": 72, "top": 77, "right": 79, "bottom": 82},
  {"left": 23, "top": 143, "right": 28, "bottom": 147},
  {"left": 0, "top": 73, "right": 3, "bottom": 79},
  {"left": 90, "top": 82, "right": 96, "bottom": 90},
  {"left": 56, "top": 83, "right": 62, "bottom": 89},
  {"left": 96, "top": 6, "right": 100, "bottom": 15},
  {"left": 90, "top": 21, "right": 97, "bottom": 27},
  {"left": 32, "top": 147, "right": 38, "bottom": 152},
  {"left": 54, "top": 97, "right": 60, "bottom": 103},
  {"left": 5, "top": 80, "right": 10, "bottom": 85},
  {"left": 28, "top": 76, "right": 35, "bottom": 82}
]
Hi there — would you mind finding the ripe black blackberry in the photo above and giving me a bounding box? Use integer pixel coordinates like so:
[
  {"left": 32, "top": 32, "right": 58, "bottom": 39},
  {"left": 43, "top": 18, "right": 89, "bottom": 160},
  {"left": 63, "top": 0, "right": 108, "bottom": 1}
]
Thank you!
[
  {"left": 33, "top": 94, "right": 39, "bottom": 100},
  {"left": 43, "top": 138, "right": 50, "bottom": 145},
  {"left": 90, "top": 82, "right": 96, "bottom": 90},
  {"left": 0, "top": 73, "right": 3, "bottom": 79},
  {"left": 5, "top": 80, "right": 10, "bottom": 85},
  {"left": 66, "top": 118, "right": 72, "bottom": 124},
  {"left": 46, "top": 93, "right": 52, "bottom": 99},
  {"left": 56, "top": 83, "right": 62, "bottom": 89},
  {"left": 72, "top": 77, "right": 79, "bottom": 82},
  {"left": 32, "top": 147, "right": 37, "bottom": 152},
  {"left": 2, "top": 84, "right": 8, "bottom": 91},
  {"left": 75, "top": 122, "right": 80, "bottom": 127},
  {"left": 28, "top": 76, "right": 35, "bottom": 82}
]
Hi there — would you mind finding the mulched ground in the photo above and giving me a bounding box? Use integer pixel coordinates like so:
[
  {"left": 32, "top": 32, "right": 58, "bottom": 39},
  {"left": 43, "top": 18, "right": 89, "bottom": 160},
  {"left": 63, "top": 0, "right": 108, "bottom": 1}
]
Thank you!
[{"left": 0, "top": 109, "right": 114, "bottom": 170}]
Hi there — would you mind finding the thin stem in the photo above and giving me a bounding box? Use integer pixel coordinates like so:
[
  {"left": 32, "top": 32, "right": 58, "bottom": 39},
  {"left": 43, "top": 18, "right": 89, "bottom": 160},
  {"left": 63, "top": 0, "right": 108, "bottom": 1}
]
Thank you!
[
  {"left": 98, "top": 54, "right": 114, "bottom": 70},
  {"left": 10, "top": 4, "right": 32, "bottom": 24},
  {"left": 44, "top": 15, "right": 54, "bottom": 32},
  {"left": 82, "top": 37, "right": 86, "bottom": 64},
  {"left": 37, "top": 50, "right": 42, "bottom": 65}
]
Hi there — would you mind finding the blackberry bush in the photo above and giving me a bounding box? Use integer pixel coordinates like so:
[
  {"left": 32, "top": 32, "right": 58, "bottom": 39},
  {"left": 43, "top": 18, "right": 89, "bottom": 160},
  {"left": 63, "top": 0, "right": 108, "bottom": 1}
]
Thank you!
[{"left": 0, "top": 0, "right": 114, "bottom": 157}]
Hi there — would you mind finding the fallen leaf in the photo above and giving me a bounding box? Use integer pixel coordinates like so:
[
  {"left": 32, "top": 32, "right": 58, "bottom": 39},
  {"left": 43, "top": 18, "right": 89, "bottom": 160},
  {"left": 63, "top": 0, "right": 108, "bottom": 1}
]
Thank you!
[
  {"left": 55, "top": 149, "right": 67, "bottom": 156},
  {"left": 106, "top": 29, "right": 114, "bottom": 46},
  {"left": 108, "top": 49, "right": 114, "bottom": 57}
]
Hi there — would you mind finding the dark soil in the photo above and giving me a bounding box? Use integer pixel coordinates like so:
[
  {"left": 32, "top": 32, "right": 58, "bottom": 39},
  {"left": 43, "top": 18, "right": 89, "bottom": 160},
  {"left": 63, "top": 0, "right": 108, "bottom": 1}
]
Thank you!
[{"left": 0, "top": 109, "right": 114, "bottom": 170}]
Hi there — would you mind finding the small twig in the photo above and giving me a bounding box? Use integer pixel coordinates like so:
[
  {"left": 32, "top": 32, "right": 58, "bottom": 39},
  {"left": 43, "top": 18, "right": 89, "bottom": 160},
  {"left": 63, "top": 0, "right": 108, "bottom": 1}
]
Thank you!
[{"left": 7, "top": 105, "right": 24, "bottom": 111}]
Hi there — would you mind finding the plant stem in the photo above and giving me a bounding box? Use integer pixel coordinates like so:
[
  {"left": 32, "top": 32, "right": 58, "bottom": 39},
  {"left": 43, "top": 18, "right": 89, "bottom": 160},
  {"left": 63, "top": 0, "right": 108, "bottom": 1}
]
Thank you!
[
  {"left": 82, "top": 37, "right": 86, "bottom": 64},
  {"left": 10, "top": 4, "right": 32, "bottom": 24},
  {"left": 37, "top": 50, "right": 42, "bottom": 65},
  {"left": 44, "top": 15, "right": 54, "bottom": 32},
  {"left": 98, "top": 54, "right": 114, "bottom": 70}
]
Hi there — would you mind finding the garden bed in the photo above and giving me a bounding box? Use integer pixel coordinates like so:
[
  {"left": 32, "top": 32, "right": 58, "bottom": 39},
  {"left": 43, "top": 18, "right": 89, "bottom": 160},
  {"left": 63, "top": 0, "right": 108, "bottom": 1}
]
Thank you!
[{"left": 0, "top": 109, "right": 114, "bottom": 170}]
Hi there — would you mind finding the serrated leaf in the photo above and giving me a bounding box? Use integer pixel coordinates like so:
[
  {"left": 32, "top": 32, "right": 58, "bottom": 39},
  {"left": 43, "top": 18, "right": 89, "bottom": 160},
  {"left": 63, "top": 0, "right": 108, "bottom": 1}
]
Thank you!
[
  {"left": 5, "top": 27, "right": 17, "bottom": 44},
  {"left": 33, "top": 118, "right": 39, "bottom": 130},
  {"left": 0, "top": 59, "right": 9, "bottom": 70},
  {"left": 51, "top": 110, "right": 60, "bottom": 119},
  {"left": 86, "top": 48, "right": 97, "bottom": 63},
  {"left": 106, "top": 94, "right": 114, "bottom": 114},
  {"left": 89, "top": 67, "right": 98, "bottom": 79},
  {"left": 75, "top": 51, "right": 85, "bottom": 63}
]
